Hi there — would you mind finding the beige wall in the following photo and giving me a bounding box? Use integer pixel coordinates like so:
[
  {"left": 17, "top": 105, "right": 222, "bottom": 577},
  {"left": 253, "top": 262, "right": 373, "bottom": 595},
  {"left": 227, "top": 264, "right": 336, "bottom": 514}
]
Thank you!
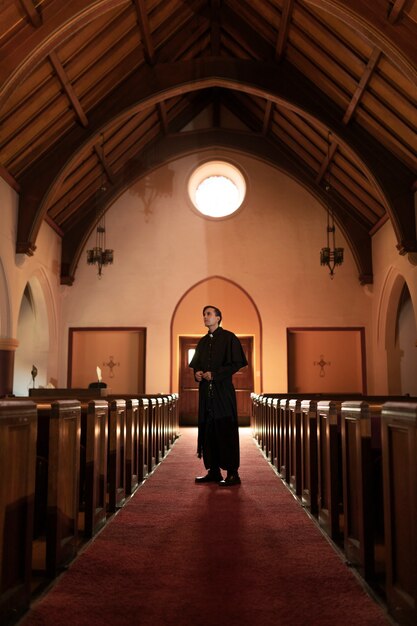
[
  {"left": 59, "top": 151, "right": 373, "bottom": 394},
  {"left": 0, "top": 178, "right": 62, "bottom": 393},
  {"left": 2, "top": 158, "right": 416, "bottom": 396}
]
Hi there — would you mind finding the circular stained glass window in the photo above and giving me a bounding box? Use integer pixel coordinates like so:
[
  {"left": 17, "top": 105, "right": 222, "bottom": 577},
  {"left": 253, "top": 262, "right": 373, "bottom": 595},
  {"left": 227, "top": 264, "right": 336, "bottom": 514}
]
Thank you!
[{"left": 188, "top": 161, "right": 246, "bottom": 218}]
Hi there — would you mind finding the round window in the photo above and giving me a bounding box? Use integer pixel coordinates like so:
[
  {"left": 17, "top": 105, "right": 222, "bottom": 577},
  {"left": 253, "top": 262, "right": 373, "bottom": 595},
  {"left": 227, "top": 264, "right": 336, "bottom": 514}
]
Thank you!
[{"left": 188, "top": 161, "right": 246, "bottom": 218}]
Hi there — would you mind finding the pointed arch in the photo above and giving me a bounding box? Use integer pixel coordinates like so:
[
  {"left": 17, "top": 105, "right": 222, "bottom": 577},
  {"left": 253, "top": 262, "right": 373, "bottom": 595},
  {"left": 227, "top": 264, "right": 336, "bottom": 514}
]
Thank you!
[{"left": 170, "top": 275, "right": 262, "bottom": 393}]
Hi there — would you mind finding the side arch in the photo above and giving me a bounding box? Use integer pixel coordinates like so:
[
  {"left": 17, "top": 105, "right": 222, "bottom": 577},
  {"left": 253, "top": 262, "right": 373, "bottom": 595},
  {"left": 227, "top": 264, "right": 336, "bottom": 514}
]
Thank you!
[
  {"left": 13, "top": 268, "right": 58, "bottom": 394},
  {"left": 0, "top": 257, "right": 12, "bottom": 338}
]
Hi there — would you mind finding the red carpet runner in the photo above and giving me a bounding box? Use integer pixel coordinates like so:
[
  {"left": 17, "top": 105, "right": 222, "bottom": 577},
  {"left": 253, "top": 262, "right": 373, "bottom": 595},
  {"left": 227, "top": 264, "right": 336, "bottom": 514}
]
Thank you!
[{"left": 21, "top": 428, "right": 391, "bottom": 626}]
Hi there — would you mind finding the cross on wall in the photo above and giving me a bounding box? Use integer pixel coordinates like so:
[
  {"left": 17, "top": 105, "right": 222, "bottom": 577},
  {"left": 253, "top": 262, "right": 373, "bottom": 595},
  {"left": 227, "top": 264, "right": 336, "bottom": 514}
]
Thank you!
[
  {"left": 313, "top": 354, "right": 331, "bottom": 378},
  {"left": 103, "top": 355, "right": 120, "bottom": 378}
]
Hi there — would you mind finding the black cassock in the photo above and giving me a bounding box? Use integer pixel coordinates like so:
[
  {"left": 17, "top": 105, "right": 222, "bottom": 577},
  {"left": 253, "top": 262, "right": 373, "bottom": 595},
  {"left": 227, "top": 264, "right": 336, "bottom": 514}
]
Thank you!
[{"left": 189, "top": 326, "right": 247, "bottom": 471}]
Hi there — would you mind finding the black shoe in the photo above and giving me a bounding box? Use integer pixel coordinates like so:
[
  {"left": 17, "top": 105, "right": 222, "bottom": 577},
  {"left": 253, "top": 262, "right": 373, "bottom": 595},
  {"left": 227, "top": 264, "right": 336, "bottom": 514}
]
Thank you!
[
  {"left": 219, "top": 473, "right": 241, "bottom": 486},
  {"left": 195, "top": 471, "right": 222, "bottom": 484}
]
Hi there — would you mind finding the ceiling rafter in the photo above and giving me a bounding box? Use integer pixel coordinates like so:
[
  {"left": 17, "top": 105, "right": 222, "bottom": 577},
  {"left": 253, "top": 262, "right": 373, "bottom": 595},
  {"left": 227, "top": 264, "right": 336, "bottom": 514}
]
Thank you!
[
  {"left": 342, "top": 47, "right": 382, "bottom": 125},
  {"left": 49, "top": 51, "right": 89, "bottom": 128},
  {"left": 157, "top": 103, "right": 169, "bottom": 135},
  {"left": 210, "top": 0, "right": 221, "bottom": 56},
  {"left": 93, "top": 141, "right": 116, "bottom": 186},
  {"left": 262, "top": 100, "right": 274, "bottom": 136},
  {"left": 276, "top": 0, "right": 295, "bottom": 61},
  {"left": 303, "top": 0, "right": 417, "bottom": 85},
  {"left": 132, "top": 0, "right": 155, "bottom": 65},
  {"left": 316, "top": 138, "right": 338, "bottom": 184},
  {"left": 0, "top": 1, "right": 127, "bottom": 110},
  {"left": 19, "top": 0, "right": 42, "bottom": 28},
  {"left": 388, "top": 0, "right": 408, "bottom": 24},
  {"left": 15, "top": 58, "right": 415, "bottom": 257}
]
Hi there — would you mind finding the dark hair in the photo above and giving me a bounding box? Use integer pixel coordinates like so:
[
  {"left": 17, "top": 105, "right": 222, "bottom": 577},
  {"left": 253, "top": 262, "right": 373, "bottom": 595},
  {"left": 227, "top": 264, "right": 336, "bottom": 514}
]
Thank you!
[{"left": 203, "top": 305, "right": 222, "bottom": 324}]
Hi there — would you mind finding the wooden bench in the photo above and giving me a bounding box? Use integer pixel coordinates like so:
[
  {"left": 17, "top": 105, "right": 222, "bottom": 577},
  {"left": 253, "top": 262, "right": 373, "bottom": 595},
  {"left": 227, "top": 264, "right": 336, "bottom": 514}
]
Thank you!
[
  {"left": 0, "top": 400, "right": 37, "bottom": 624},
  {"left": 34, "top": 400, "right": 81, "bottom": 577},
  {"left": 341, "top": 400, "right": 383, "bottom": 581},
  {"left": 107, "top": 399, "right": 126, "bottom": 512},
  {"left": 288, "top": 398, "right": 302, "bottom": 497},
  {"left": 125, "top": 398, "right": 140, "bottom": 496},
  {"left": 279, "top": 398, "right": 291, "bottom": 483},
  {"left": 317, "top": 400, "right": 343, "bottom": 541},
  {"left": 381, "top": 401, "right": 417, "bottom": 626},
  {"left": 300, "top": 399, "right": 318, "bottom": 515},
  {"left": 81, "top": 400, "right": 109, "bottom": 538}
]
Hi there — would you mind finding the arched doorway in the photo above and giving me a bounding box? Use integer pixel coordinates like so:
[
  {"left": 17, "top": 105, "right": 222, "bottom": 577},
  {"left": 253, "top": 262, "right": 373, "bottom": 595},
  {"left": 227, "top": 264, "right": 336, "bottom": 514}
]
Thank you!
[{"left": 171, "top": 275, "right": 262, "bottom": 424}]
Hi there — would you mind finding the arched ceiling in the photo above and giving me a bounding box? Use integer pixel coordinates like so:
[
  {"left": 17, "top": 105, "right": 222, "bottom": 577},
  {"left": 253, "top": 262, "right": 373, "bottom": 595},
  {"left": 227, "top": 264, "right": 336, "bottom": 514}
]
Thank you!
[{"left": 1, "top": 0, "right": 416, "bottom": 285}]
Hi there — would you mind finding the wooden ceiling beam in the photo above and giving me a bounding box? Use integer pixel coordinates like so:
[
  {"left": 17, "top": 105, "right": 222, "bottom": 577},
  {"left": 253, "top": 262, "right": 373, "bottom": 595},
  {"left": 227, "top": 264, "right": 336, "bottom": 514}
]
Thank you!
[
  {"left": 210, "top": 0, "right": 221, "bottom": 56},
  {"left": 157, "top": 102, "right": 169, "bottom": 135},
  {"left": 16, "top": 58, "right": 415, "bottom": 256},
  {"left": 343, "top": 48, "right": 381, "bottom": 125},
  {"left": 19, "top": 0, "right": 42, "bottom": 27},
  {"left": 49, "top": 51, "right": 89, "bottom": 128},
  {"left": 93, "top": 142, "right": 116, "bottom": 185},
  {"left": 275, "top": 0, "right": 295, "bottom": 61},
  {"left": 262, "top": 100, "right": 274, "bottom": 136},
  {"left": 0, "top": 164, "right": 20, "bottom": 193},
  {"left": 133, "top": 0, "right": 155, "bottom": 65},
  {"left": 315, "top": 139, "right": 338, "bottom": 184},
  {"left": 0, "top": 1, "right": 127, "bottom": 110},
  {"left": 303, "top": 0, "right": 417, "bottom": 85},
  {"left": 388, "top": 0, "right": 408, "bottom": 24}
]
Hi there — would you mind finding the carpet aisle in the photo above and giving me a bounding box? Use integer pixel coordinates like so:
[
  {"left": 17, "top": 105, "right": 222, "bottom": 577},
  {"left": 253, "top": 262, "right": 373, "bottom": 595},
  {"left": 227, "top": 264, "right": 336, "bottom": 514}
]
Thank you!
[{"left": 20, "top": 428, "right": 392, "bottom": 626}]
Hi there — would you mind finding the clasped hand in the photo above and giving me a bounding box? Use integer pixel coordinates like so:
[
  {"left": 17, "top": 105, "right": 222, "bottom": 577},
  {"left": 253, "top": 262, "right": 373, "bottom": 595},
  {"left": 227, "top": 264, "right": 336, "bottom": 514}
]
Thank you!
[{"left": 195, "top": 370, "right": 212, "bottom": 382}]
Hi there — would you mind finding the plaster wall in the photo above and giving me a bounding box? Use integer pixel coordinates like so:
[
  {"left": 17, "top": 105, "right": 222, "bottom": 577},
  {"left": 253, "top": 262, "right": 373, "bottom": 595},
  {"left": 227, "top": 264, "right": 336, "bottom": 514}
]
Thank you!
[
  {"left": 60, "top": 151, "right": 374, "bottom": 393},
  {"left": 0, "top": 177, "right": 62, "bottom": 391}
]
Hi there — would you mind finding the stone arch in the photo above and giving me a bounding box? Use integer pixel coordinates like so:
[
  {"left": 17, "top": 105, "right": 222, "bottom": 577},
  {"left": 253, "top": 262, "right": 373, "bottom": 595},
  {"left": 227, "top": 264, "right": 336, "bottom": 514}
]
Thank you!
[
  {"left": 170, "top": 275, "right": 262, "bottom": 393},
  {"left": 0, "top": 257, "right": 12, "bottom": 337},
  {"left": 377, "top": 266, "right": 416, "bottom": 394},
  {"left": 13, "top": 268, "right": 58, "bottom": 394}
]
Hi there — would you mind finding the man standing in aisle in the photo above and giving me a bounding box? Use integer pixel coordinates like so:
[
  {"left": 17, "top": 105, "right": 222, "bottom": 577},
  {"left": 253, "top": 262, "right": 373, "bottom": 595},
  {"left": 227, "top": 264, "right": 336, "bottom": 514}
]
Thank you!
[{"left": 190, "top": 305, "right": 248, "bottom": 486}]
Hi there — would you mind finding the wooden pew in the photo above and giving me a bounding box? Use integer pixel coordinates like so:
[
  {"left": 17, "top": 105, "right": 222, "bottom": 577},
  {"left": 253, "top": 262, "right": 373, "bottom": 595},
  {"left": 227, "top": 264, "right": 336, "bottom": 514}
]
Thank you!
[
  {"left": 107, "top": 399, "right": 126, "bottom": 512},
  {"left": 279, "top": 398, "right": 291, "bottom": 483},
  {"left": 125, "top": 399, "right": 139, "bottom": 496},
  {"left": 317, "top": 400, "right": 342, "bottom": 542},
  {"left": 81, "top": 400, "right": 109, "bottom": 538},
  {"left": 300, "top": 399, "right": 318, "bottom": 515},
  {"left": 147, "top": 397, "right": 157, "bottom": 473},
  {"left": 271, "top": 398, "right": 279, "bottom": 470},
  {"left": 341, "top": 400, "right": 383, "bottom": 581},
  {"left": 381, "top": 402, "right": 417, "bottom": 626},
  {"left": 34, "top": 400, "right": 81, "bottom": 577},
  {"left": 140, "top": 398, "right": 150, "bottom": 480},
  {"left": 288, "top": 398, "right": 302, "bottom": 497},
  {"left": 0, "top": 400, "right": 37, "bottom": 625}
]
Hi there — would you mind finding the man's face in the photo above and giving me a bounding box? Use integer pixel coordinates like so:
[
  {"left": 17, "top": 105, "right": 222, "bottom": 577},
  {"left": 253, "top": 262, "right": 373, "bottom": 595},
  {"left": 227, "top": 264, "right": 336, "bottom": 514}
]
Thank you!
[{"left": 203, "top": 308, "right": 220, "bottom": 328}]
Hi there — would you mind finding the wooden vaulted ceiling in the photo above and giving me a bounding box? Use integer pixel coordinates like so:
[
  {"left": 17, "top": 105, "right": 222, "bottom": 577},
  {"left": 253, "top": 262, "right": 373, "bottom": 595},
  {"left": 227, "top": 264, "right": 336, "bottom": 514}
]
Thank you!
[{"left": 1, "top": 0, "right": 416, "bottom": 285}]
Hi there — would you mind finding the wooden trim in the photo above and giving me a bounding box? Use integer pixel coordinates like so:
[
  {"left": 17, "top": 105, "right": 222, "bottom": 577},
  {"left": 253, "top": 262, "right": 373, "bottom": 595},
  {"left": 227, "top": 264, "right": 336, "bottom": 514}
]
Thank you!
[
  {"left": 287, "top": 326, "right": 367, "bottom": 394},
  {"left": 67, "top": 327, "right": 147, "bottom": 391}
]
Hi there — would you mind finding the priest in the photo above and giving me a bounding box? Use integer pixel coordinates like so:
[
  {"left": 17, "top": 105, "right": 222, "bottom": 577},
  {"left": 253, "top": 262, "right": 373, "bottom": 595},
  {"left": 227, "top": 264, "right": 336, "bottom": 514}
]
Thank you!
[{"left": 190, "top": 305, "right": 248, "bottom": 486}]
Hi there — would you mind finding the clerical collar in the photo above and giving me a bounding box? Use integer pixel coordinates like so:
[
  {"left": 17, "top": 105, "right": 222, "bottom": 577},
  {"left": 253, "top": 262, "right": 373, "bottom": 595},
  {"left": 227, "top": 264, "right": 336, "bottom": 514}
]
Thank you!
[{"left": 208, "top": 326, "right": 222, "bottom": 338}]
